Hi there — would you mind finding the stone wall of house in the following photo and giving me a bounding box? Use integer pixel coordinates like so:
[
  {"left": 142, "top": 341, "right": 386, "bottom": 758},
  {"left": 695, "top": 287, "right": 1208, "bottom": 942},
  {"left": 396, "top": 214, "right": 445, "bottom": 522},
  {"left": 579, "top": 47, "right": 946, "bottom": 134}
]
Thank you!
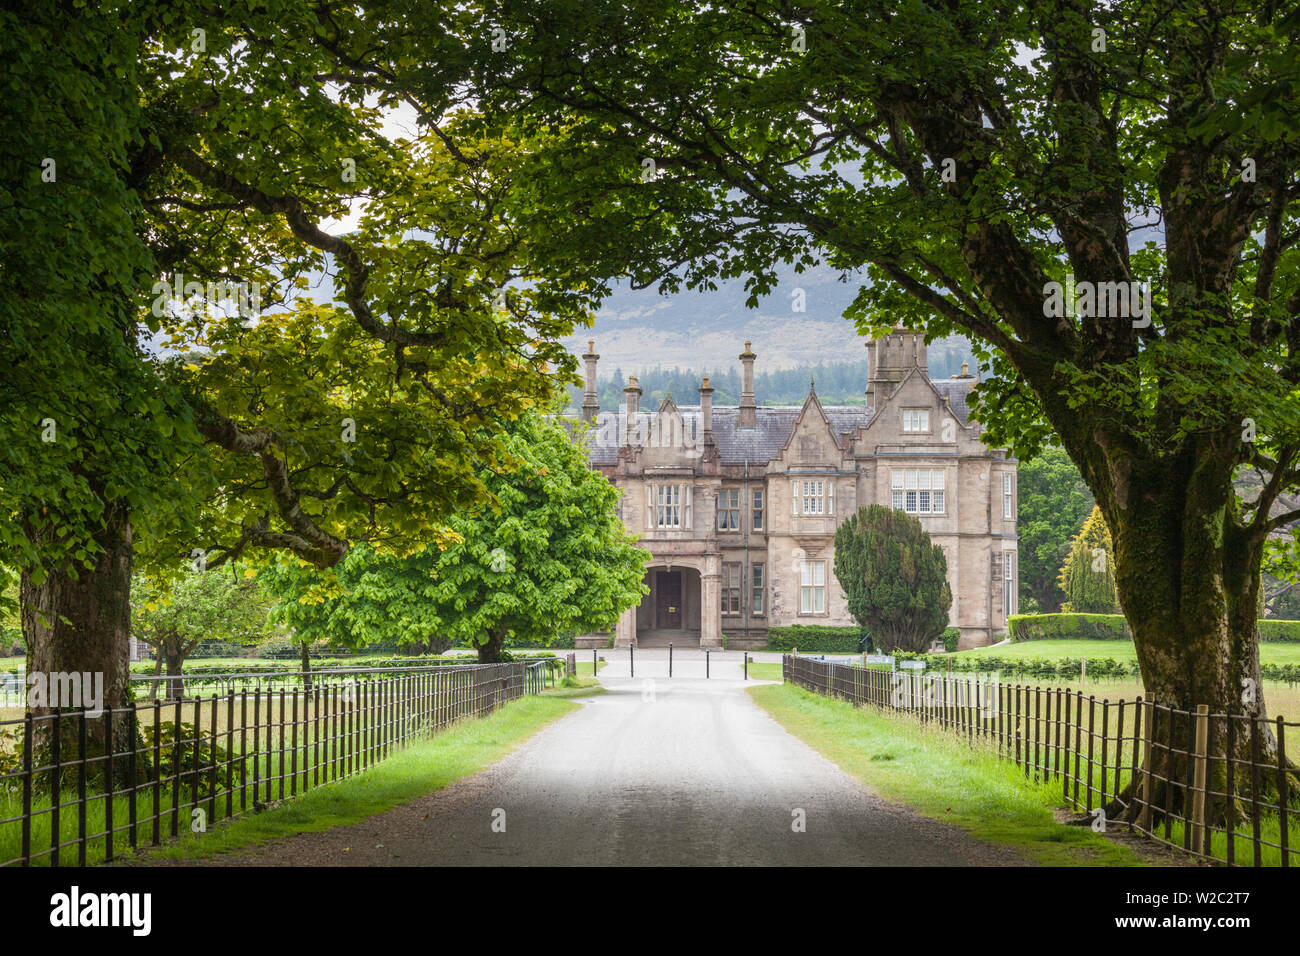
[{"left": 579, "top": 333, "right": 1017, "bottom": 651}]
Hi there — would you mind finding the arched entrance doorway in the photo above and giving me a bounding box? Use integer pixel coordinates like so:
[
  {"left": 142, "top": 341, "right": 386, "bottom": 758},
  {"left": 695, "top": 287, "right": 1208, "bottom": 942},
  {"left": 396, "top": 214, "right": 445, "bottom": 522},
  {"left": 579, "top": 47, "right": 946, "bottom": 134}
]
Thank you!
[{"left": 635, "top": 565, "right": 702, "bottom": 647}]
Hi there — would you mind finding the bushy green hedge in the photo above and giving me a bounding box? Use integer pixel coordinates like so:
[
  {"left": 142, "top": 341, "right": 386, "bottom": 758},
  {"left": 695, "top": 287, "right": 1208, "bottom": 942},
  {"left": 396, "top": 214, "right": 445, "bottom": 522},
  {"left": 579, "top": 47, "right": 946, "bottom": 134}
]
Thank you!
[
  {"left": 888, "top": 651, "right": 1300, "bottom": 686},
  {"left": 508, "top": 633, "right": 576, "bottom": 649},
  {"left": 128, "top": 652, "right": 560, "bottom": 678},
  {"left": 1008, "top": 613, "right": 1300, "bottom": 644},
  {"left": 769, "top": 625, "right": 960, "bottom": 653},
  {"left": 767, "top": 625, "right": 867, "bottom": 653},
  {"left": 1260, "top": 620, "right": 1300, "bottom": 643},
  {"left": 1007, "top": 613, "right": 1131, "bottom": 641}
]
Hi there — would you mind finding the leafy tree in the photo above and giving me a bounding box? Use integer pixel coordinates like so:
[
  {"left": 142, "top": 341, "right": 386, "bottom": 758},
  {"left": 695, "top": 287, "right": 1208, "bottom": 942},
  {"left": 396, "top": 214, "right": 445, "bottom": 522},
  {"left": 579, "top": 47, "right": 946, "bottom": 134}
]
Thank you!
[
  {"left": 5, "top": 1, "right": 596, "bottom": 726},
  {"left": 132, "top": 568, "right": 271, "bottom": 698},
  {"left": 832, "top": 505, "right": 952, "bottom": 653},
  {"left": 485, "top": 1, "right": 1300, "bottom": 813},
  {"left": 1018, "top": 448, "right": 1096, "bottom": 612},
  {"left": 260, "top": 413, "right": 648, "bottom": 663},
  {"left": 1057, "top": 506, "right": 1120, "bottom": 615}
]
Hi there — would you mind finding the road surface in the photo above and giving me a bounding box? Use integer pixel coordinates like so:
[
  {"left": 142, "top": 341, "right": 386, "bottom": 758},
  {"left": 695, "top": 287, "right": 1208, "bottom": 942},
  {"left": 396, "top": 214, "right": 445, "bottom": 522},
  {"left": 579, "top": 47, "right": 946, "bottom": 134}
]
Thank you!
[{"left": 187, "top": 662, "right": 1029, "bottom": 866}]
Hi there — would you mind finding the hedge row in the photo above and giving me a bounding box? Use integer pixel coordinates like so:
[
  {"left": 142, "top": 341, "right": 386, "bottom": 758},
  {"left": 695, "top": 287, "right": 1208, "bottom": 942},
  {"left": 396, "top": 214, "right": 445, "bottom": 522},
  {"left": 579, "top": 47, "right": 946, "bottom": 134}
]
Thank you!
[
  {"left": 127, "top": 651, "right": 561, "bottom": 677},
  {"left": 766, "top": 625, "right": 960, "bottom": 653},
  {"left": 1007, "top": 613, "right": 1300, "bottom": 644},
  {"left": 888, "top": 651, "right": 1300, "bottom": 686},
  {"left": 766, "top": 626, "right": 867, "bottom": 653}
]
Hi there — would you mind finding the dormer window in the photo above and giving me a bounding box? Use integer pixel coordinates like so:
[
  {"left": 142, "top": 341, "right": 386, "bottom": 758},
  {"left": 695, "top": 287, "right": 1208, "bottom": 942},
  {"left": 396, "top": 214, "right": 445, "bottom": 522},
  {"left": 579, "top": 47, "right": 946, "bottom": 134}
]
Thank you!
[{"left": 902, "top": 409, "right": 930, "bottom": 433}]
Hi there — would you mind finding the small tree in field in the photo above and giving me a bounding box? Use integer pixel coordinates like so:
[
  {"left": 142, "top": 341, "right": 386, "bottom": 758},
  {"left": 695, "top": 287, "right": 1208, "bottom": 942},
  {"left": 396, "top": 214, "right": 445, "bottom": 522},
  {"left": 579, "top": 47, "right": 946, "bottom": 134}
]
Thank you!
[
  {"left": 1058, "top": 506, "right": 1120, "bottom": 615},
  {"left": 132, "top": 568, "right": 270, "bottom": 698},
  {"left": 833, "top": 505, "right": 951, "bottom": 653}
]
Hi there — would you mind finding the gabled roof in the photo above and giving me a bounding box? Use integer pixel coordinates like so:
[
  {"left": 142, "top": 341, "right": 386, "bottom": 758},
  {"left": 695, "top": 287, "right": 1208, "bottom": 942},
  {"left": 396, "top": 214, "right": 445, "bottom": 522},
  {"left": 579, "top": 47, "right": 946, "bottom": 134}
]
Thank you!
[{"left": 586, "top": 404, "right": 876, "bottom": 466}]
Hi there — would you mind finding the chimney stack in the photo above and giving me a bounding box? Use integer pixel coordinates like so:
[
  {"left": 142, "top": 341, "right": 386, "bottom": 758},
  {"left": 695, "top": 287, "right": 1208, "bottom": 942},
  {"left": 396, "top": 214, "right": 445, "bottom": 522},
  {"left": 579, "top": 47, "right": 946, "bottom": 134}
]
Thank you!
[
  {"left": 866, "top": 328, "right": 928, "bottom": 406},
  {"left": 698, "top": 375, "right": 714, "bottom": 440},
  {"left": 738, "top": 341, "right": 757, "bottom": 427},
  {"left": 623, "top": 375, "right": 642, "bottom": 446},
  {"left": 581, "top": 340, "right": 600, "bottom": 424}
]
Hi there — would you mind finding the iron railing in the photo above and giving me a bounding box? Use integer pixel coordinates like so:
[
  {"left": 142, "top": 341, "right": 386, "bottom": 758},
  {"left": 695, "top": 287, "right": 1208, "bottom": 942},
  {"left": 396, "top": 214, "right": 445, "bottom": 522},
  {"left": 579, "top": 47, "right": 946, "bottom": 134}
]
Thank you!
[{"left": 0, "top": 661, "right": 550, "bottom": 866}]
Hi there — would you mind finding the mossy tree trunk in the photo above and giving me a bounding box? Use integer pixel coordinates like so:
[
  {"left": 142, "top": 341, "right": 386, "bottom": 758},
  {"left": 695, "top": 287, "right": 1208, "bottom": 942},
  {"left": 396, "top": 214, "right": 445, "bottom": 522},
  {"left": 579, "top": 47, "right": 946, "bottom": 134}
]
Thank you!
[
  {"left": 19, "top": 500, "right": 136, "bottom": 763},
  {"left": 477, "top": 625, "right": 508, "bottom": 664}
]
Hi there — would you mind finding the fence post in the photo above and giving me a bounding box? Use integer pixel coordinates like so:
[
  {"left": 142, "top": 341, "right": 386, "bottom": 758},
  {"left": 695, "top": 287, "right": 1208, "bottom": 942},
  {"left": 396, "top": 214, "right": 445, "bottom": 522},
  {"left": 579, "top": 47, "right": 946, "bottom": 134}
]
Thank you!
[
  {"left": 744, "top": 653, "right": 749, "bottom": 681},
  {"left": 20, "top": 712, "right": 32, "bottom": 866},
  {"left": 1136, "top": 699, "right": 1153, "bottom": 830},
  {"left": 1249, "top": 715, "right": 1264, "bottom": 867},
  {"left": 1277, "top": 717, "right": 1289, "bottom": 867},
  {"left": 1190, "top": 704, "right": 1209, "bottom": 855},
  {"left": 706, "top": 649, "right": 710, "bottom": 679},
  {"left": 669, "top": 643, "right": 673, "bottom": 679},
  {"left": 630, "top": 643, "right": 634, "bottom": 678}
]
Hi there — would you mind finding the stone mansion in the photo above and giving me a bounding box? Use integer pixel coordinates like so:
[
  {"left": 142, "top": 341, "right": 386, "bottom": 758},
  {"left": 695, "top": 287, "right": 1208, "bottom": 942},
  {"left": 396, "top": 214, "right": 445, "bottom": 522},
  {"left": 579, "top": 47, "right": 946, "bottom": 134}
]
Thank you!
[{"left": 576, "top": 331, "right": 1018, "bottom": 651}]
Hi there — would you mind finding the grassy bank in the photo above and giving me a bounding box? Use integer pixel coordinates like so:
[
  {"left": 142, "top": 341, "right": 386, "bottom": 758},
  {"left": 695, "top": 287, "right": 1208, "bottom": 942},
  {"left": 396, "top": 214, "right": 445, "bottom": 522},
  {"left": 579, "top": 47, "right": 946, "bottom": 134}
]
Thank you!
[
  {"left": 133, "top": 694, "right": 577, "bottom": 863},
  {"left": 542, "top": 675, "right": 605, "bottom": 698},
  {"left": 748, "top": 682, "right": 1148, "bottom": 866},
  {"left": 576, "top": 658, "right": 608, "bottom": 677}
]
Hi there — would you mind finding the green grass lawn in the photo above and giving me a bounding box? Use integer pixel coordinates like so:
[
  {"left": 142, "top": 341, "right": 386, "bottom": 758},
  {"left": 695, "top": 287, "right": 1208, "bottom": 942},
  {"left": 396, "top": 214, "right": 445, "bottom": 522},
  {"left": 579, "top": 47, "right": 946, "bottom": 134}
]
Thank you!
[
  {"left": 748, "top": 682, "right": 1148, "bottom": 866},
  {"left": 947, "top": 638, "right": 1300, "bottom": 718},
  {"left": 119, "top": 694, "right": 579, "bottom": 863},
  {"left": 745, "top": 661, "right": 783, "bottom": 681},
  {"left": 542, "top": 675, "right": 605, "bottom": 698},
  {"left": 576, "top": 658, "right": 608, "bottom": 677}
]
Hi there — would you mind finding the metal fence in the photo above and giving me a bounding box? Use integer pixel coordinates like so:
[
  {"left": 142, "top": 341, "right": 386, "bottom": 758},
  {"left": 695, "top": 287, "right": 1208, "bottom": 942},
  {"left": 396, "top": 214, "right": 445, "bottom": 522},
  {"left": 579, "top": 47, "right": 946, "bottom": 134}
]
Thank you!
[
  {"left": 784, "top": 655, "right": 1298, "bottom": 867},
  {"left": 0, "top": 661, "right": 549, "bottom": 866}
]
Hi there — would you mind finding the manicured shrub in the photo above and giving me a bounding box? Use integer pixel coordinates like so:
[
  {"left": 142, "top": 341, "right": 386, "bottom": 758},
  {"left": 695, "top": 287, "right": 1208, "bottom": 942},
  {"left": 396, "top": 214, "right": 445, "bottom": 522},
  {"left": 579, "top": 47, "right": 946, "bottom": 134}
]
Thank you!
[
  {"left": 1259, "top": 620, "right": 1300, "bottom": 643},
  {"left": 767, "top": 625, "right": 867, "bottom": 653},
  {"left": 1007, "top": 613, "right": 1131, "bottom": 641},
  {"left": 833, "top": 505, "right": 952, "bottom": 652},
  {"left": 942, "top": 627, "right": 961, "bottom": 653}
]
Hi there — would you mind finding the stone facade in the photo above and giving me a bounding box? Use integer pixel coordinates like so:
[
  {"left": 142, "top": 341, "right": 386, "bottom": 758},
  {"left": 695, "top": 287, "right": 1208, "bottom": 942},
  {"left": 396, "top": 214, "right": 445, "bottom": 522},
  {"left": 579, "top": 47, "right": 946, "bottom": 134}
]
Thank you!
[{"left": 577, "top": 332, "right": 1018, "bottom": 651}]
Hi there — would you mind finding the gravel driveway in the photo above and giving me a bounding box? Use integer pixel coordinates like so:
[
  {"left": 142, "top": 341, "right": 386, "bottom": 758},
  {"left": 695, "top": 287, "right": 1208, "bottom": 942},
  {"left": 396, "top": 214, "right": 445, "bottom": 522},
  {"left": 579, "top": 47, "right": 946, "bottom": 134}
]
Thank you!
[{"left": 184, "top": 669, "right": 1030, "bottom": 866}]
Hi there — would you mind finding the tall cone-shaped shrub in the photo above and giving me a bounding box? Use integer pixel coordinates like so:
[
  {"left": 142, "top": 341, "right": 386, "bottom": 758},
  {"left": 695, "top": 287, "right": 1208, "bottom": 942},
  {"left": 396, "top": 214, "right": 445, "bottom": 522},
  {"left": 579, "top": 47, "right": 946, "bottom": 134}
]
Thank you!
[{"left": 1058, "top": 506, "right": 1120, "bottom": 614}]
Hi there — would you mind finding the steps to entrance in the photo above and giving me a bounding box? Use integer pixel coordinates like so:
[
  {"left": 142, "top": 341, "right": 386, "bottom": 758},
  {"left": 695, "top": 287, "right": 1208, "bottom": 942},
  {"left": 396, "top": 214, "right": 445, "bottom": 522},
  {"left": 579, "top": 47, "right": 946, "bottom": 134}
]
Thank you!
[{"left": 635, "top": 629, "right": 701, "bottom": 649}]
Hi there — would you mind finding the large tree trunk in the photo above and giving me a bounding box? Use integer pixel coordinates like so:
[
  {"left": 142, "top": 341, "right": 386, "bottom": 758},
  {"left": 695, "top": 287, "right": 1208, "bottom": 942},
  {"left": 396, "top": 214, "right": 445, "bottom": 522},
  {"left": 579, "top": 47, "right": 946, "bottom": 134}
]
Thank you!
[
  {"left": 300, "top": 639, "right": 313, "bottom": 692},
  {"left": 148, "top": 649, "right": 163, "bottom": 701},
  {"left": 20, "top": 501, "right": 134, "bottom": 760},
  {"left": 1099, "top": 445, "right": 1293, "bottom": 826},
  {"left": 164, "top": 644, "right": 185, "bottom": 699},
  {"left": 477, "top": 626, "right": 507, "bottom": 664}
]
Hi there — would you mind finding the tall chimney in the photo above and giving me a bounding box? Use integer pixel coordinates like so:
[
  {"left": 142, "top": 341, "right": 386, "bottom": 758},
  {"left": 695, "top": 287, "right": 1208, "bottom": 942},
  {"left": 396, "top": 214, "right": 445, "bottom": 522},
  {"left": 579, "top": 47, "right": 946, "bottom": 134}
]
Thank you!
[
  {"left": 698, "top": 375, "right": 714, "bottom": 440},
  {"left": 623, "top": 375, "right": 642, "bottom": 446},
  {"left": 738, "top": 341, "right": 757, "bottom": 427},
  {"left": 581, "top": 340, "right": 600, "bottom": 424}
]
